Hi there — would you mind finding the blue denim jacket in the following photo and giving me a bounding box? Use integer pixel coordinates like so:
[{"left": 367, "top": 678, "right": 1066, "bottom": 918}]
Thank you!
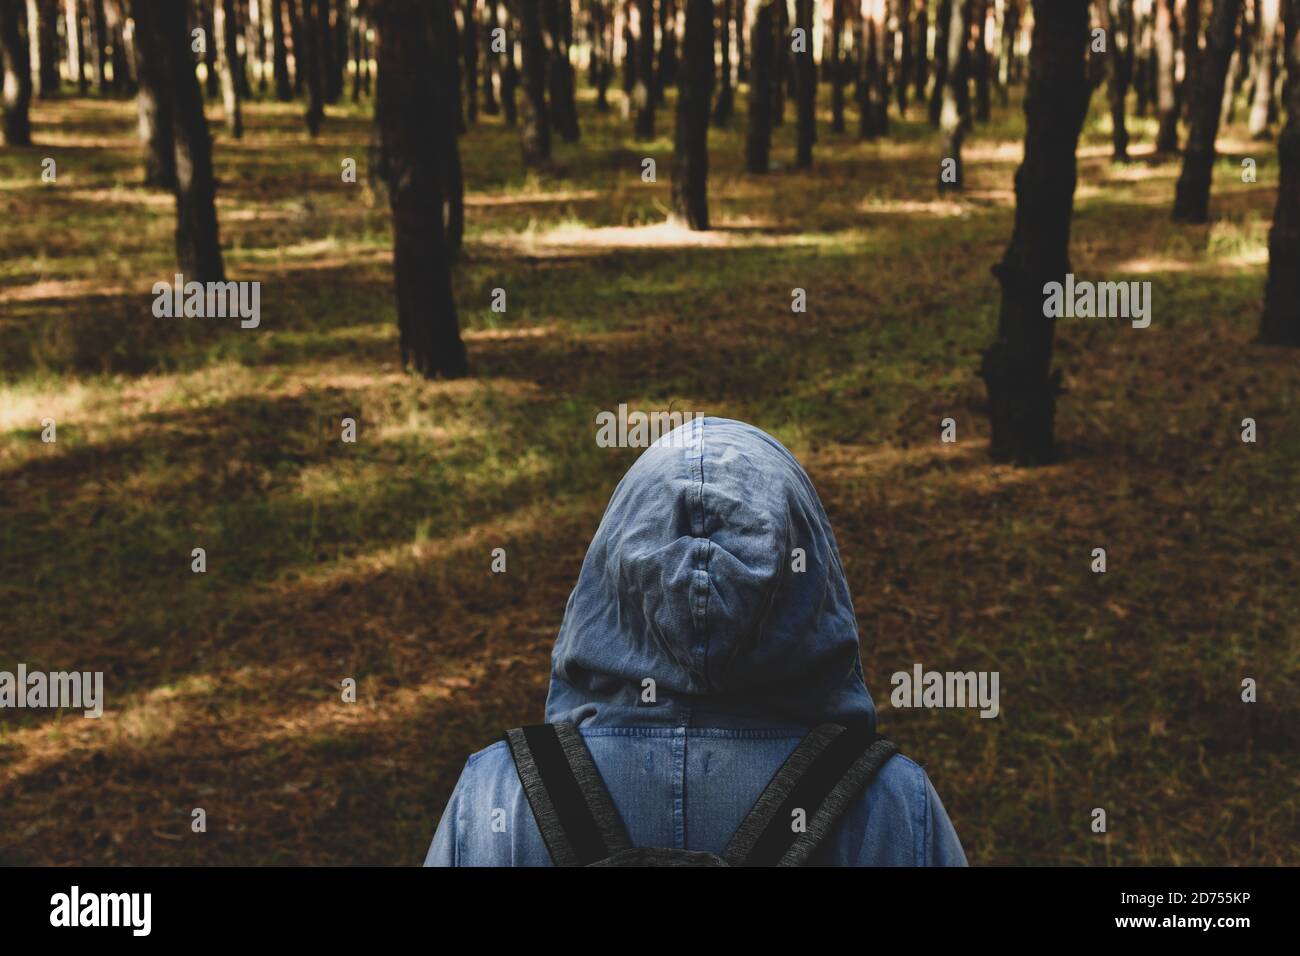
[{"left": 425, "top": 418, "right": 967, "bottom": 866}]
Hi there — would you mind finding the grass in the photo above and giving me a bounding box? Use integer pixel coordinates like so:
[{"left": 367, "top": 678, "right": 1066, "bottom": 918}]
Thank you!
[{"left": 0, "top": 83, "right": 1297, "bottom": 865}]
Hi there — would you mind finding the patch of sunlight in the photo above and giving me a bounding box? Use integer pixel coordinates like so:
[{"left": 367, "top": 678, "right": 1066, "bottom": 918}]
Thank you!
[
  {"left": 858, "top": 196, "right": 970, "bottom": 218},
  {"left": 964, "top": 140, "right": 1025, "bottom": 163},
  {"left": 484, "top": 219, "right": 828, "bottom": 253},
  {"left": 60, "top": 187, "right": 174, "bottom": 210},
  {"left": 0, "top": 381, "right": 92, "bottom": 432},
  {"left": 0, "top": 277, "right": 141, "bottom": 304},
  {"left": 462, "top": 323, "right": 558, "bottom": 341},
  {"left": 467, "top": 189, "right": 600, "bottom": 207},
  {"left": 1114, "top": 246, "right": 1267, "bottom": 275}
]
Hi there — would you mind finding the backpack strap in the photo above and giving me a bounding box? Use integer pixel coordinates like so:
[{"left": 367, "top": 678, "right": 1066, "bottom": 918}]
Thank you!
[
  {"left": 722, "top": 724, "right": 899, "bottom": 867},
  {"left": 504, "top": 723, "right": 633, "bottom": 867}
]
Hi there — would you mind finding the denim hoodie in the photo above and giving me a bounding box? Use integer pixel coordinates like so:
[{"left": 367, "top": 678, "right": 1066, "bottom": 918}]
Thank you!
[{"left": 425, "top": 417, "right": 966, "bottom": 866}]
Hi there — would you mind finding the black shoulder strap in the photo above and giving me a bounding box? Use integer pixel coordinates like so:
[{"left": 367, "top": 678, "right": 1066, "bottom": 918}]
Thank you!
[
  {"left": 723, "top": 724, "right": 899, "bottom": 867},
  {"left": 504, "top": 723, "right": 633, "bottom": 867}
]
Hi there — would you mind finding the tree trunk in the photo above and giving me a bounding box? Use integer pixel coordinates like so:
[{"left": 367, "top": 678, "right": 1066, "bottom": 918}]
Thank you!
[
  {"left": 745, "top": 0, "right": 774, "bottom": 170},
  {"left": 978, "top": 0, "right": 1092, "bottom": 465},
  {"left": 501, "top": 0, "right": 517, "bottom": 124},
  {"left": 897, "top": 0, "right": 910, "bottom": 110},
  {"left": 1173, "top": 0, "right": 1242, "bottom": 221},
  {"left": 929, "top": 0, "right": 950, "bottom": 124},
  {"left": 130, "top": 0, "right": 175, "bottom": 187},
  {"left": 915, "top": 0, "right": 929, "bottom": 103},
  {"left": 827, "top": 0, "right": 844, "bottom": 131},
  {"left": 271, "top": 0, "right": 292, "bottom": 98},
  {"left": 132, "top": 0, "right": 225, "bottom": 281},
  {"left": 658, "top": 0, "right": 677, "bottom": 99},
  {"left": 1248, "top": 0, "right": 1279, "bottom": 136},
  {"left": 544, "top": 0, "right": 580, "bottom": 139},
  {"left": 215, "top": 0, "right": 243, "bottom": 137},
  {"left": 372, "top": 0, "right": 468, "bottom": 378},
  {"left": 937, "top": 0, "right": 967, "bottom": 189},
  {"left": 633, "top": 0, "right": 655, "bottom": 137},
  {"left": 1105, "top": 0, "right": 1134, "bottom": 160},
  {"left": 712, "top": 0, "right": 734, "bottom": 125},
  {"left": 1155, "top": 0, "right": 1179, "bottom": 150},
  {"left": 794, "top": 0, "right": 814, "bottom": 166},
  {"left": 1, "top": 0, "right": 33, "bottom": 145},
  {"left": 1259, "top": 0, "right": 1300, "bottom": 343},
  {"left": 973, "top": 0, "right": 990, "bottom": 120},
  {"left": 462, "top": 0, "right": 478, "bottom": 123},
  {"left": 518, "top": 0, "right": 550, "bottom": 162},
  {"left": 299, "top": 0, "right": 326, "bottom": 133},
  {"left": 673, "top": 0, "right": 712, "bottom": 226},
  {"left": 1180, "top": 0, "right": 1201, "bottom": 121}
]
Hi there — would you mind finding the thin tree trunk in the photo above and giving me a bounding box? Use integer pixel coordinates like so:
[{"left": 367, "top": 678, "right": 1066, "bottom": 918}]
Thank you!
[
  {"left": 1155, "top": 0, "right": 1180, "bottom": 150},
  {"left": 634, "top": 0, "right": 655, "bottom": 137},
  {"left": 828, "top": 0, "right": 845, "bottom": 131},
  {"left": 978, "top": 0, "right": 1092, "bottom": 465},
  {"left": 929, "top": 0, "right": 950, "bottom": 124},
  {"left": 1248, "top": 0, "right": 1279, "bottom": 136},
  {"left": 915, "top": 0, "right": 929, "bottom": 103},
  {"left": 1173, "top": 0, "right": 1241, "bottom": 220},
  {"left": 215, "top": 0, "right": 243, "bottom": 137},
  {"left": 482, "top": 0, "right": 499, "bottom": 112},
  {"left": 1259, "top": 0, "right": 1300, "bottom": 343},
  {"left": 502, "top": 0, "right": 518, "bottom": 125},
  {"left": 673, "top": 0, "right": 712, "bottom": 226},
  {"left": 299, "top": 0, "right": 325, "bottom": 134},
  {"left": 271, "top": 0, "right": 292, "bottom": 98},
  {"left": 1181, "top": 0, "right": 1201, "bottom": 121},
  {"left": 658, "top": 0, "right": 677, "bottom": 99},
  {"left": 544, "top": 0, "right": 579, "bottom": 139},
  {"left": 794, "top": 0, "right": 814, "bottom": 165},
  {"left": 897, "top": 0, "right": 910, "bottom": 110},
  {"left": 1, "top": 0, "right": 34, "bottom": 145},
  {"left": 463, "top": 0, "right": 478, "bottom": 123},
  {"left": 713, "top": 0, "right": 734, "bottom": 125},
  {"left": 519, "top": 0, "right": 550, "bottom": 162},
  {"left": 937, "top": 0, "right": 967, "bottom": 188},
  {"left": 372, "top": 0, "right": 468, "bottom": 378},
  {"left": 873, "top": 0, "right": 890, "bottom": 131},
  {"left": 1105, "top": 0, "right": 1134, "bottom": 160},
  {"left": 745, "top": 0, "right": 774, "bottom": 170},
  {"left": 973, "top": 0, "right": 990, "bottom": 120}
]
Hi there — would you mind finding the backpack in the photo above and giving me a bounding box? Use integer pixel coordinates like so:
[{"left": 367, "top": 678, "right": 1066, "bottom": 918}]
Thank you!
[{"left": 503, "top": 722, "right": 898, "bottom": 867}]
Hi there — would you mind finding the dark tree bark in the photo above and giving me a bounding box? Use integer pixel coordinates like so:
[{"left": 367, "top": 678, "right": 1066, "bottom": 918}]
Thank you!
[
  {"left": 873, "top": 0, "right": 890, "bottom": 132},
  {"left": 772, "top": 0, "right": 787, "bottom": 124},
  {"left": 794, "top": 0, "right": 814, "bottom": 166},
  {"left": 1180, "top": 0, "right": 1202, "bottom": 121},
  {"left": 331, "top": 0, "right": 347, "bottom": 101},
  {"left": 298, "top": 0, "right": 326, "bottom": 134},
  {"left": 1173, "top": 0, "right": 1242, "bottom": 221},
  {"left": 482, "top": 0, "right": 499, "bottom": 112},
  {"left": 215, "top": 0, "right": 243, "bottom": 137},
  {"left": 501, "top": 0, "right": 517, "bottom": 124},
  {"left": 712, "top": 0, "right": 733, "bottom": 125},
  {"left": 633, "top": 0, "right": 655, "bottom": 137},
  {"left": 915, "top": 0, "right": 929, "bottom": 103},
  {"left": 462, "top": 0, "right": 478, "bottom": 123},
  {"left": 828, "top": 0, "right": 845, "bottom": 131},
  {"left": 937, "top": 0, "right": 968, "bottom": 189},
  {"left": 372, "top": 0, "right": 469, "bottom": 378},
  {"left": 132, "top": 0, "right": 225, "bottom": 281},
  {"left": 1, "top": 0, "right": 33, "bottom": 145},
  {"left": 972, "top": 0, "right": 990, "bottom": 120},
  {"left": 657, "top": 0, "right": 677, "bottom": 99},
  {"left": 1155, "top": 0, "right": 1179, "bottom": 150},
  {"left": 929, "top": 0, "right": 950, "bottom": 125},
  {"left": 745, "top": 0, "right": 774, "bottom": 171},
  {"left": 672, "top": 0, "right": 712, "bottom": 227},
  {"left": 1259, "top": 0, "right": 1300, "bottom": 344},
  {"left": 1249, "top": 0, "right": 1280, "bottom": 137},
  {"left": 860, "top": 0, "right": 881, "bottom": 137},
  {"left": 130, "top": 0, "right": 175, "bottom": 187},
  {"left": 89, "top": 0, "right": 106, "bottom": 92},
  {"left": 1104, "top": 0, "right": 1134, "bottom": 160},
  {"left": 978, "top": 0, "right": 1092, "bottom": 465},
  {"left": 897, "top": 0, "right": 911, "bottom": 111},
  {"left": 271, "top": 0, "right": 292, "bottom": 98},
  {"left": 544, "top": 0, "right": 579, "bottom": 139},
  {"left": 518, "top": 0, "right": 550, "bottom": 161}
]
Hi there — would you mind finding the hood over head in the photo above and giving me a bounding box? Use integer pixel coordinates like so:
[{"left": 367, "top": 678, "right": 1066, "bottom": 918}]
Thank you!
[{"left": 545, "top": 417, "right": 875, "bottom": 731}]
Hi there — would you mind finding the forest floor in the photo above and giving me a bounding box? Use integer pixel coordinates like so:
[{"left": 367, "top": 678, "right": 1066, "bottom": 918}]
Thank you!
[{"left": 1, "top": 85, "right": 1297, "bottom": 865}]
